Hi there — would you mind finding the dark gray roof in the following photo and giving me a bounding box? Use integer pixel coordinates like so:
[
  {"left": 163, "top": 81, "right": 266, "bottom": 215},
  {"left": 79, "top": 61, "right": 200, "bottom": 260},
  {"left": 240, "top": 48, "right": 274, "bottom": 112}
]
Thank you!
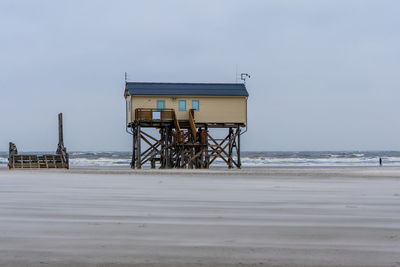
[{"left": 126, "top": 82, "right": 249, "bottom": 97}]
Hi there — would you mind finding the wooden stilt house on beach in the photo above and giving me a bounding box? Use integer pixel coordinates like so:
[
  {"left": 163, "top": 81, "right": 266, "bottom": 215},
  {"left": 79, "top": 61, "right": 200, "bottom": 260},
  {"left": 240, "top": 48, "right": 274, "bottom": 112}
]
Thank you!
[{"left": 124, "top": 82, "right": 249, "bottom": 169}]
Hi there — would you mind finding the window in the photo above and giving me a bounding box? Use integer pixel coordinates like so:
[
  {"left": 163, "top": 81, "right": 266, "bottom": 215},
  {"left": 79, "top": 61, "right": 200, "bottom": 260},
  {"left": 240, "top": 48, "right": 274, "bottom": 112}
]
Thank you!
[
  {"left": 152, "top": 110, "right": 161, "bottom": 120},
  {"left": 156, "top": 100, "right": 165, "bottom": 109},
  {"left": 178, "top": 100, "right": 186, "bottom": 111},
  {"left": 192, "top": 100, "right": 199, "bottom": 111}
]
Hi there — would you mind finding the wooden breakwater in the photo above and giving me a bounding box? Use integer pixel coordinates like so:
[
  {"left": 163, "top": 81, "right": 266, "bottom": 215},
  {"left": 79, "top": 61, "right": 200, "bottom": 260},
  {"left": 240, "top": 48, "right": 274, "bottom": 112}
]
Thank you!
[{"left": 8, "top": 113, "right": 69, "bottom": 169}]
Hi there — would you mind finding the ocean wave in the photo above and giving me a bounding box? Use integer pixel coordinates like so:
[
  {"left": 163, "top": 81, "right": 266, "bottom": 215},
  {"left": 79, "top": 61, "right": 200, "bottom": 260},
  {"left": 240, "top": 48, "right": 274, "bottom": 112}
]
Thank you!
[
  {"left": 239, "top": 157, "right": 381, "bottom": 166},
  {"left": 1, "top": 151, "right": 400, "bottom": 167},
  {"left": 0, "top": 157, "right": 8, "bottom": 165},
  {"left": 70, "top": 157, "right": 131, "bottom": 167}
]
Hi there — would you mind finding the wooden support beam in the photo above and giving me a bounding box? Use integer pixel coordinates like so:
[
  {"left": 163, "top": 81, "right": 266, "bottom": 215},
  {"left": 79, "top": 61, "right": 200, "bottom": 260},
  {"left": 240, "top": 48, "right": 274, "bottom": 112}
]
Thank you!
[
  {"left": 128, "top": 120, "right": 243, "bottom": 169},
  {"left": 140, "top": 141, "right": 161, "bottom": 165},
  {"left": 189, "top": 109, "right": 197, "bottom": 141},
  {"left": 208, "top": 133, "right": 229, "bottom": 165},
  {"left": 141, "top": 130, "right": 159, "bottom": 143},
  {"left": 134, "top": 128, "right": 138, "bottom": 168},
  {"left": 208, "top": 130, "right": 241, "bottom": 168},
  {"left": 237, "top": 126, "right": 241, "bottom": 168},
  {"left": 228, "top": 127, "right": 233, "bottom": 168},
  {"left": 173, "top": 111, "right": 181, "bottom": 132},
  {"left": 181, "top": 149, "right": 204, "bottom": 168},
  {"left": 204, "top": 126, "right": 209, "bottom": 168},
  {"left": 137, "top": 125, "right": 142, "bottom": 169}
]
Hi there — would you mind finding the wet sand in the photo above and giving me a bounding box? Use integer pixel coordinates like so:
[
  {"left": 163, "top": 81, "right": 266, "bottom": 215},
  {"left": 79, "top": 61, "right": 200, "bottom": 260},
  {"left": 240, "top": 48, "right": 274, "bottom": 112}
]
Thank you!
[{"left": 0, "top": 167, "right": 399, "bottom": 266}]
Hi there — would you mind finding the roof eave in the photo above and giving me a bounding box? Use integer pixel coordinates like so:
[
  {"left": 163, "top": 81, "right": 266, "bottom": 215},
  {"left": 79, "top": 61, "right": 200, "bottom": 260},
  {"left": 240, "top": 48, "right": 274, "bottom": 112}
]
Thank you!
[{"left": 129, "top": 93, "right": 248, "bottom": 97}]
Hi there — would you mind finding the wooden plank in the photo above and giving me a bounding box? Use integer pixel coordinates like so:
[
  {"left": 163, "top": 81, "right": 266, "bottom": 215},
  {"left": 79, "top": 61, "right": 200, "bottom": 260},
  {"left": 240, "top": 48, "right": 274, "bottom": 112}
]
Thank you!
[
  {"left": 182, "top": 149, "right": 203, "bottom": 168},
  {"left": 131, "top": 128, "right": 137, "bottom": 169},
  {"left": 189, "top": 109, "right": 197, "bottom": 141},
  {"left": 140, "top": 143, "right": 162, "bottom": 165},
  {"left": 228, "top": 128, "right": 233, "bottom": 168},
  {"left": 237, "top": 127, "right": 241, "bottom": 168},
  {"left": 173, "top": 111, "right": 181, "bottom": 132},
  {"left": 137, "top": 126, "right": 141, "bottom": 169},
  {"left": 141, "top": 130, "right": 159, "bottom": 142}
]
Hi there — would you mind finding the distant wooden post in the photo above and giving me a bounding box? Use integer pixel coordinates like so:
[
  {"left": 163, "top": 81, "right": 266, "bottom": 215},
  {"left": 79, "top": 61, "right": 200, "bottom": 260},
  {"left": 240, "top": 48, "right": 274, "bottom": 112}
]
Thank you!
[
  {"left": 56, "top": 113, "right": 64, "bottom": 155},
  {"left": 9, "top": 142, "right": 18, "bottom": 156},
  {"left": 8, "top": 142, "right": 18, "bottom": 169},
  {"left": 58, "top": 113, "right": 64, "bottom": 147},
  {"left": 56, "top": 113, "right": 69, "bottom": 169}
]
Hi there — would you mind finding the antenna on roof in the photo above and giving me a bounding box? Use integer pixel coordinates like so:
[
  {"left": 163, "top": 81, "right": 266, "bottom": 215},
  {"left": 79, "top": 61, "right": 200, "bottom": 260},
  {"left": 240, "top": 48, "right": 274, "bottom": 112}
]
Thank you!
[
  {"left": 235, "top": 65, "right": 238, "bottom": 83},
  {"left": 240, "top": 73, "right": 251, "bottom": 84},
  {"left": 125, "top": 72, "right": 128, "bottom": 83}
]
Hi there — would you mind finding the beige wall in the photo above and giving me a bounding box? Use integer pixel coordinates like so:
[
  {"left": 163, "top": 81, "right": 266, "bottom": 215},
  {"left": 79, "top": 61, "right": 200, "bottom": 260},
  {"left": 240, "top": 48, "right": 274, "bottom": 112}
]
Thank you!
[{"left": 126, "top": 95, "right": 247, "bottom": 124}]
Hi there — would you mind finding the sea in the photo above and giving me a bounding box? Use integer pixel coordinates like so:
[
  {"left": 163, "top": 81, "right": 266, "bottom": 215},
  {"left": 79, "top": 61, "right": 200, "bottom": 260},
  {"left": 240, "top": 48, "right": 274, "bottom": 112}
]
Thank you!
[{"left": 1, "top": 151, "right": 400, "bottom": 168}]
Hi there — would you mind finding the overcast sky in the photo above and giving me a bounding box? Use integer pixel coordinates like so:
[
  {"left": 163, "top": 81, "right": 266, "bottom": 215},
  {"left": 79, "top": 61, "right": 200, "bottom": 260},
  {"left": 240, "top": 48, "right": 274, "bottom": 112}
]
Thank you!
[{"left": 1, "top": 0, "right": 399, "bottom": 152}]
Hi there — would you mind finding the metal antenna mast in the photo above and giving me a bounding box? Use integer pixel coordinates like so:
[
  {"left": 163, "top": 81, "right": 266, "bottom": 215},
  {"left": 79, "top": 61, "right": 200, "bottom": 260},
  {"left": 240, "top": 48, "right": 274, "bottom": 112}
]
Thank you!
[{"left": 235, "top": 65, "right": 238, "bottom": 83}]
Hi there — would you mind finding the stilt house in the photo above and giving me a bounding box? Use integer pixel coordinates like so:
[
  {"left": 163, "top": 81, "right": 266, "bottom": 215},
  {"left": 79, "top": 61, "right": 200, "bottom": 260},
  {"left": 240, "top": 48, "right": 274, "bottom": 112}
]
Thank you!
[{"left": 124, "top": 82, "right": 249, "bottom": 169}]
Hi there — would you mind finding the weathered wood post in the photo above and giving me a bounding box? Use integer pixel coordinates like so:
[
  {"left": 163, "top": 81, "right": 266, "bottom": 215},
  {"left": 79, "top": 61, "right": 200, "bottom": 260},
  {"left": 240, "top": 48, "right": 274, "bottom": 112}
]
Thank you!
[
  {"left": 228, "top": 127, "right": 233, "bottom": 168},
  {"left": 168, "top": 128, "right": 173, "bottom": 168},
  {"left": 131, "top": 127, "right": 136, "bottom": 168},
  {"left": 8, "top": 142, "right": 18, "bottom": 169},
  {"left": 137, "top": 125, "right": 142, "bottom": 169},
  {"left": 160, "top": 127, "right": 167, "bottom": 169},
  {"left": 9, "top": 142, "right": 18, "bottom": 156},
  {"left": 58, "top": 113, "right": 63, "bottom": 147},
  {"left": 56, "top": 113, "right": 69, "bottom": 169},
  {"left": 205, "top": 126, "right": 210, "bottom": 168},
  {"left": 237, "top": 126, "right": 241, "bottom": 168}
]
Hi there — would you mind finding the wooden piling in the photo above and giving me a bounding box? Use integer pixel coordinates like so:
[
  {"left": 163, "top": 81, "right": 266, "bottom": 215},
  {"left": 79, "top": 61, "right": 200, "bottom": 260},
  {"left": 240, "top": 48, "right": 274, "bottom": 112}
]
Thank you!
[{"left": 129, "top": 109, "right": 244, "bottom": 169}]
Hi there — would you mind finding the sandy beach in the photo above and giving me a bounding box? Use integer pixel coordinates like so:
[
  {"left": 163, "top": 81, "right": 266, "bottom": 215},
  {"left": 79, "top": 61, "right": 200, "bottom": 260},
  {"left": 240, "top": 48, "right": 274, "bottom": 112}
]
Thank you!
[{"left": 0, "top": 167, "right": 399, "bottom": 267}]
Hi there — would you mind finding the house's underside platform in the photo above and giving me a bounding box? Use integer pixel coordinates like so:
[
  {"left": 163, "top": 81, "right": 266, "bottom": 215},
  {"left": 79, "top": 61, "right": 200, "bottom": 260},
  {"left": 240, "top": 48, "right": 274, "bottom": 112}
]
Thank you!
[
  {"left": 127, "top": 121, "right": 245, "bottom": 129},
  {"left": 128, "top": 119, "right": 244, "bottom": 169}
]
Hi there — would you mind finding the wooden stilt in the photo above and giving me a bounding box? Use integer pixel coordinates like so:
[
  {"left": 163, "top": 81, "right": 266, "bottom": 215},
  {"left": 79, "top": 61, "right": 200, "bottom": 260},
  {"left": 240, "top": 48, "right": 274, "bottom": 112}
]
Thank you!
[
  {"left": 137, "top": 125, "right": 142, "bottom": 169},
  {"left": 237, "top": 126, "right": 241, "bottom": 168},
  {"left": 128, "top": 109, "right": 244, "bottom": 169},
  {"left": 131, "top": 128, "right": 136, "bottom": 169}
]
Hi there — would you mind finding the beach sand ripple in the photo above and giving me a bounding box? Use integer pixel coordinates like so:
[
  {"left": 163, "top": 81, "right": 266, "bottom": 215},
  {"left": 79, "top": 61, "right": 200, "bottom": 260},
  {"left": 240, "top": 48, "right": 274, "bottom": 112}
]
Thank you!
[{"left": 0, "top": 167, "right": 399, "bottom": 267}]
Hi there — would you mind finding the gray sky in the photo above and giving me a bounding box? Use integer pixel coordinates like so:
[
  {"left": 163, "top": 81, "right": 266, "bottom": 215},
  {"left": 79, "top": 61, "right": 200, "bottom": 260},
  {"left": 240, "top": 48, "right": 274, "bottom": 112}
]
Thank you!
[{"left": 1, "top": 0, "right": 400, "bottom": 152}]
